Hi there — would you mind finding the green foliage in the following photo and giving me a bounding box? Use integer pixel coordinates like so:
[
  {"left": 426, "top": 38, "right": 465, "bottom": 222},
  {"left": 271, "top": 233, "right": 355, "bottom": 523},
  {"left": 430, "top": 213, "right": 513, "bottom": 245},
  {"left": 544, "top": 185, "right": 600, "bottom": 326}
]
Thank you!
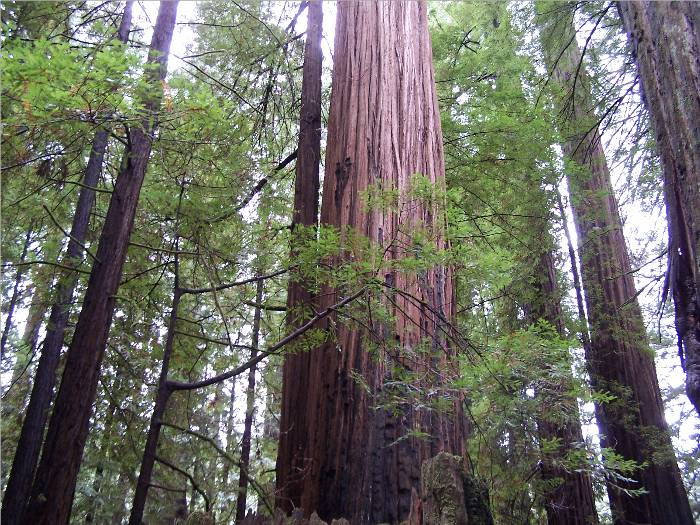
[{"left": 2, "top": 1, "right": 698, "bottom": 523}]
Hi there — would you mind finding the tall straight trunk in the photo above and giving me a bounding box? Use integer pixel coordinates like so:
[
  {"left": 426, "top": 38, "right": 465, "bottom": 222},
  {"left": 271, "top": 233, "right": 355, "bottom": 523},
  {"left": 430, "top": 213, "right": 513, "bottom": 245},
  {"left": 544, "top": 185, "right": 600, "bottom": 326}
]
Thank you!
[
  {"left": 537, "top": 4, "right": 693, "bottom": 524},
  {"left": 220, "top": 381, "right": 237, "bottom": 501},
  {"left": 2, "top": 7, "right": 133, "bottom": 523},
  {"left": 23, "top": 3, "right": 177, "bottom": 523},
  {"left": 235, "top": 278, "right": 264, "bottom": 523},
  {"left": 618, "top": 1, "right": 700, "bottom": 416},
  {"left": 282, "top": 2, "right": 466, "bottom": 523},
  {"left": 276, "top": 0, "right": 323, "bottom": 513},
  {"left": 556, "top": 189, "right": 592, "bottom": 355},
  {"left": 129, "top": 257, "right": 181, "bottom": 525},
  {"left": 529, "top": 249, "right": 599, "bottom": 525},
  {"left": 1, "top": 226, "right": 32, "bottom": 359}
]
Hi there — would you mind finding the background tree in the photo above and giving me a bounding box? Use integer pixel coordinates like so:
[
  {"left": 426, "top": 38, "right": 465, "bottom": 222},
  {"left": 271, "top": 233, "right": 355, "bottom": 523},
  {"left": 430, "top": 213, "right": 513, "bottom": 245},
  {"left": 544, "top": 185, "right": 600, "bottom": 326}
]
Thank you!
[
  {"left": 537, "top": 2, "right": 693, "bottom": 523},
  {"left": 618, "top": 0, "right": 700, "bottom": 418}
]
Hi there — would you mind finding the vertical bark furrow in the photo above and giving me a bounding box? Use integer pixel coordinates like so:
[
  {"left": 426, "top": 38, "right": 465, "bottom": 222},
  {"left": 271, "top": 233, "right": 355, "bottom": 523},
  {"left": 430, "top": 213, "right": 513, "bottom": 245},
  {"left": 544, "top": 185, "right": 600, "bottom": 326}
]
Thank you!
[
  {"left": 290, "top": 2, "right": 466, "bottom": 523},
  {"left": 618, "top": 0, "right": 700, "bottom": 417},
  {"left": 538, "top": 4, "right": 693, "bottom": 524}
]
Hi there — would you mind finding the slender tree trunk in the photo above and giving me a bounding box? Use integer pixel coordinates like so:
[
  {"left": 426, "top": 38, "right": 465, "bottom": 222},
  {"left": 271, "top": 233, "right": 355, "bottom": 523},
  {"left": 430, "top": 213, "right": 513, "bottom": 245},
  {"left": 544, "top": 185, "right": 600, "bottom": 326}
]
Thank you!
[
  {"left": 537, "top": 4, "right": 693, "bottom": 524},
  {"left": 22, "top": 4, "right": 177, "bottom": 523},
  {"left": 220, "top": 380, "right": 237, "bottom": 506},
  {"left": 529, "top": 249, "right": 599, "bottom": 525},
  {"left": 1, "top": 7, "right": 133, "bottom": 524},
  {"left": 129, "top": 258, "right": 181, "bottom": 525},
  {"left": 1, "top": 226, "right": 32, "bottom": 360},
  {"left": 281, "top": 3, "right": 466, "bottom": 523},
  {"left": 555, "top": 189, "right": 592, "bottom": 355},
  {"left": 276, "top": 0, "right": 323, "bottom": 513},
  {"left": 618, "top": 0, "right": 700, "bottom": 417},
  {"left": 235, "top": 278, "right": 264, "bottom": 523},
  {"left": 85, "top": 390, "right": 121, "bottom": 524}
]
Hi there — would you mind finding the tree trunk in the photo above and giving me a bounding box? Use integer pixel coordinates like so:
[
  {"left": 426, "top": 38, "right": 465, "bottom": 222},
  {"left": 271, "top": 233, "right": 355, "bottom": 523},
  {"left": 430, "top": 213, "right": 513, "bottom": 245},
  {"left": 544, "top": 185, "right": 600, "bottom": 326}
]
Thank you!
[
  {"left": 22, "top": 3, "right": 176, "bottom": 523},
  {"left": 236, "top": 278, "right": 264, "bottom": 523},
  {"left": 537, "top": 4, "right": 693, "bottom": 524},
  {"left": 4, "top": 271, "right": 49, "bottom": 407},
  {"left": 618, "top": 0, "right": 700, "bottom": 417},
  {"left": 281, "top": 2, "right": 467, "bottom": 523},
  {"left": 530, "top": 249, "right": 599, "bottom": 525},
  {"left": 220, "top": 379, "right": 237, "bottom": 507},
  {"left": 276, "top": 0, "right": 323, "bottom": 513},
  {"left": 129, "top": 261, "right": 181, "bottom": 525},
  {"left": 2, "top": 8, "right": 133, "bottom": 524},
  {"left": 2, "top": 5, "right": 132, "bottom": 521},
  {"left": 1, "top": 226, "right": 32, "bottom": 360}
]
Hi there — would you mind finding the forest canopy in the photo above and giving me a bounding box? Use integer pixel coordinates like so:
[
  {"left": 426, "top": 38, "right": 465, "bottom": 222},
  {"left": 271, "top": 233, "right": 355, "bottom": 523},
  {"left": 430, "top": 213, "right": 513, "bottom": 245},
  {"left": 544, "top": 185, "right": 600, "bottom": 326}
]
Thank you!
[{"left": 1, "top": 1, "right": 699, "bottom": 524}]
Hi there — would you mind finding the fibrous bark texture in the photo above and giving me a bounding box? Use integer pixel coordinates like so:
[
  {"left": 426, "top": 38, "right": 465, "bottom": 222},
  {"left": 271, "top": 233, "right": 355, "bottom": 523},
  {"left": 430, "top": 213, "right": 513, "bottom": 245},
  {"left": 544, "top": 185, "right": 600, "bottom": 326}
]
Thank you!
[
  {"left": 420, "top": 453, "right": 493, "bottom": 525},
  {"left": 618, "top": 0, "right": 700, "bottom": 417},
  {"left": 278, "top": 2, "right": 466, "bottom": 523},
  {"left": 276, "top": 0, "right": 323, "bottom": 513},
  {"left": 537, "top": 4, "right": 693, "bottom": 524},
  {"left": 1, "top": 6, "right": 133, "bottom": 524},
  {"left": 22, "top": 3, "right": 177, "bottom": 523}
]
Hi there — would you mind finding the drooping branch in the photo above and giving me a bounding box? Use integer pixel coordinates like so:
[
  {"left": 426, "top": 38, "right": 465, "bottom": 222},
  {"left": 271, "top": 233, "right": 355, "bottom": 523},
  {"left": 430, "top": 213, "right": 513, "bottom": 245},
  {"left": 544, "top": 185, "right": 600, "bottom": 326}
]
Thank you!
[
  {"left": 160, "top": 421, "right": 274, "bottom": 515},
  {"left": 179, "top": 266, "right": 290, "bottom": 295},
  {"left": 167, "top": 287, "right": 366, "bottom": 391},
  {"left": 154, "top": 455, "right": 210, "bottom": 511},
  {"left": 204, "top": 149, "right": 298, "bottom": 224}
]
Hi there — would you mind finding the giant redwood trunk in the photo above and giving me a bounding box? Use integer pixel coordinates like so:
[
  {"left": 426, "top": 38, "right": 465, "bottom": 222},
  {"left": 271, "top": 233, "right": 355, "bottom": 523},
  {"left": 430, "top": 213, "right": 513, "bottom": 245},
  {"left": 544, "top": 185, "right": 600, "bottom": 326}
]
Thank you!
[
  {"left": 537, "top": 4, "right": 693, "bottom": 524},
  {"left": 1, "top": 6, "right": 133, "bottom": 524},
  {"left": 276, "top": 0, "right": 323, "bottom": 513},
  {"left": 618, "top": 1, "right": 700, "bottom": 417},
  {"left": 22, "top": 3, "right": 177, "bottom": 523},
  {"left": 278, "top": 2, "right": 467, "bottom": 523}
]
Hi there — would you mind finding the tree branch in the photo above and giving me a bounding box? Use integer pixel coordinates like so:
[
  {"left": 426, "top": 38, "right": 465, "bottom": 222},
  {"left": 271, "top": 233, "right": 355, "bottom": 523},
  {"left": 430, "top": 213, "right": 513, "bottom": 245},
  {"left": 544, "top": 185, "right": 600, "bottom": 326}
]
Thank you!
[
  {"left": 154, "top": 455, "right": 210, "bottom": 511},
  {"left": 179, "top": 266, "right": 290, "bottom": 295},
  {"left": 166, "top": 287, "right": 366, "bottom": 391}
]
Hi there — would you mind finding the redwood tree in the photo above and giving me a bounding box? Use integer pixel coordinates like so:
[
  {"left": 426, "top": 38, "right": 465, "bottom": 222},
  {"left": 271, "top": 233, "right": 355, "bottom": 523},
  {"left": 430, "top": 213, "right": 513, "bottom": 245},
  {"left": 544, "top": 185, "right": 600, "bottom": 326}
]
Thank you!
[
  {"left": 22, "top": 2, "right": 178, "bottom": 523},
  {"left": 618, "top": 0, "right": 700, "bottom": 417},
  {"left": 277, "top": 2, "right": 466, "bottom": 523},
  {"left": 537, "top": 3, "right": 693, "bottom": 523},
  {"left": 1, "top": 6, "right": 133, "bottom": 523},
  {"left": 276, "top": 0, "right": 322, "bottom": 513}
]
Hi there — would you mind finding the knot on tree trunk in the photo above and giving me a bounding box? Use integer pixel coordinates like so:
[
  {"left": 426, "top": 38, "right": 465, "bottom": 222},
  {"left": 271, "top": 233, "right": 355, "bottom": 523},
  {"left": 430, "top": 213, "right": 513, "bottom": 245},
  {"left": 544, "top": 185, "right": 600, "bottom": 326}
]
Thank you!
[{"left": 419, "top": 453, "right": 493, "bottom": 525}]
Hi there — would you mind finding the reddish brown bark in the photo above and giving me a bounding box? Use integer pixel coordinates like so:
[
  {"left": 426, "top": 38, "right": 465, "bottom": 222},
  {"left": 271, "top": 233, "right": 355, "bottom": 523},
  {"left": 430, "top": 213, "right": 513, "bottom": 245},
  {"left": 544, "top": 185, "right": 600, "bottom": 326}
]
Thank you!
[
  {"left": 281, "top": 2, "right": 466, "bottom": 523},
  {"left": 1, "top": 6, "right": 133, "bottom": 524},
  {"left": 276, "top": 0, "right": 323, "bottom": 514},
  {"left": 22, "top": 3, "right": 177, "bottom": 523},
  {"left": 538, "top": 5, "right": 693, "bottom": 524},
  {"left": 618, "top": 0, "right": 700, "bottom": 417}
]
